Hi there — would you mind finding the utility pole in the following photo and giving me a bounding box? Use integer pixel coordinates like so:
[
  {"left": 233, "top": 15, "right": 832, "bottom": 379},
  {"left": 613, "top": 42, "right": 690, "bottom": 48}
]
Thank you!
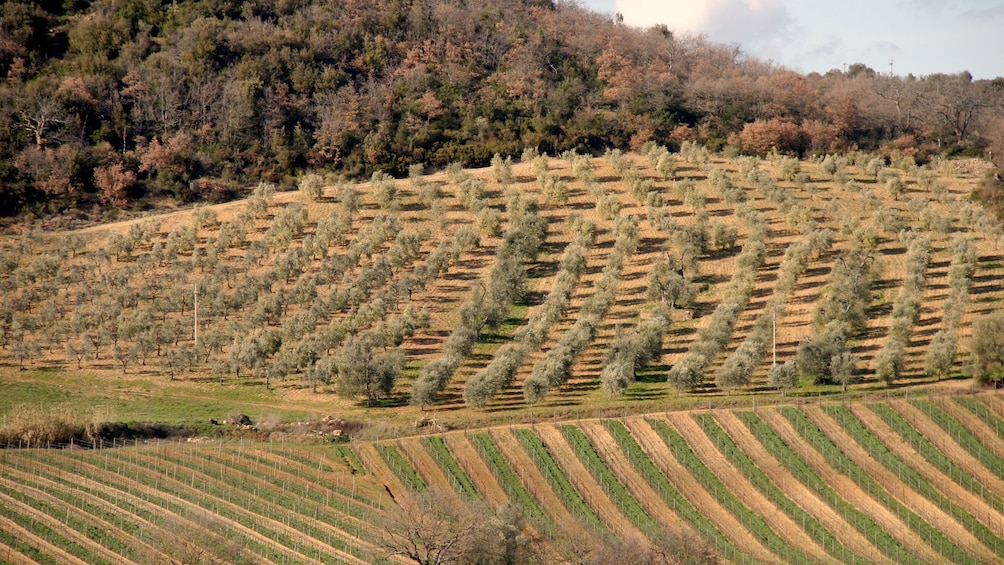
[
  {"left": 772, "top": 311, "right": 777, "bottom": 367},
  {"left": 194, "top": 283, "right": 198, "bottom": 348},
  {"left": 888, "top": 57, "right": 895, "bottom": 77}
]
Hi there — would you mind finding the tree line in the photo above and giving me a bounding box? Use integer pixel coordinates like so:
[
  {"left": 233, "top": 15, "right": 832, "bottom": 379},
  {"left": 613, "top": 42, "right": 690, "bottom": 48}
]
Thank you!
[{"left": 2, "top": 0, "right": 1003, "bottom": 222}]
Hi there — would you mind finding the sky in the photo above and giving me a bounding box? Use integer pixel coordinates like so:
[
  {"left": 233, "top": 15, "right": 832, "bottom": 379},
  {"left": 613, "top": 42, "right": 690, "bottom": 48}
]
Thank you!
[{"left": 581, "top": 0, "right": 1003, "bottom": 80}]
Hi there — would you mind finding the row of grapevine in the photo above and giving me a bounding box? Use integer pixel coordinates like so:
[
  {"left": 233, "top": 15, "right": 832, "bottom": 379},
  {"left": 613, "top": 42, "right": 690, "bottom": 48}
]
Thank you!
[
  {"left": 737, "top": 410, "right": 922, "bottom": 563},
  {"left": 647, "top": 418, "right": 813, "bottom": 563},
  {"left": 780, "top": 406, "right": 967, "bottom": 564},
  {"left": 872, "top": 402, "right": 1004, "bottom": 514},
  {"left": 419, "top": 436, "right": 478, "bottom": 499},
  {"left": 823, "top": 404, "right": 1004, "bottom": 560},
  {"left": 692, "top": 413, "right": 861, "bottom": 563},
  {"left": 512, "top": 428, "right": 606, "bottom": 532},
  {"left": 558, "top": 425, "right": 662, "bottom": 535},
  {"left": 467, "top": 432, "right": 551, "bottom": 530}
]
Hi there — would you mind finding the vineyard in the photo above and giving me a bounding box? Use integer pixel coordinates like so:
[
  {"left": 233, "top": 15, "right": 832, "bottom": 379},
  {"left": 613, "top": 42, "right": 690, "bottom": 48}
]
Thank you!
[{"left": 1, "top": 396, "right": 1004, "bottom": 562}]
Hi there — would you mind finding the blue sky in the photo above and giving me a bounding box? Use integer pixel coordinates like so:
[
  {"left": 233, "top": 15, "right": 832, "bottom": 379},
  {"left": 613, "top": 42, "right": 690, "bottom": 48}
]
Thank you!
[{"left": 581, "top": 0, "right": 1003, "bottom": 79}]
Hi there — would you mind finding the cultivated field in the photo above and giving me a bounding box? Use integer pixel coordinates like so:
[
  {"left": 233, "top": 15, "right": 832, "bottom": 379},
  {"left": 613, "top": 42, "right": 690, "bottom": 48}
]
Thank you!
[
  {"left": 2, "top": 148, "right": 1003, "bottom": 562},
  {"left": 0, "top": 147, "right": 998, "bottom": 433},
  {"left": 3, "top": 395, "right": 1004, "bottom": 563}
]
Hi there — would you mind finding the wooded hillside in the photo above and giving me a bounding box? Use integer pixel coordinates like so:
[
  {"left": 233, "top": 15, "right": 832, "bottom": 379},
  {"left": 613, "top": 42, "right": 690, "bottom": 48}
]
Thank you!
[{"left": 2, "top": 0, "right": 1002, "bottom": 221}]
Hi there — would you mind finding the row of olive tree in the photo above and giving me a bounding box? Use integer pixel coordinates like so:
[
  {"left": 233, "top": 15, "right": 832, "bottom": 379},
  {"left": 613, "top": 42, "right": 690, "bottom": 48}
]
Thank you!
[
  {"left": 795, "top": 224, "right": 881, "bottom": 389},
  {"left": 522, "top": 216, "right": 640, "bottom": 403},
  {"left": 411, "top": 192, "right": 548, "bottom": 406},
  {"left": 718, "top": 229, "right": 834, "bottom": 394},
  {"left": 926, "top": 235, "right": 977, "bottom": 380},
  {"left": 464, "top": 228, "right": 595, "bottom": 408},
  {"left": 872, "top": 236, "right": 932, "bottom": 384},
  {"left": 666, "top": 217, "right": 769, "bottom": 392}
]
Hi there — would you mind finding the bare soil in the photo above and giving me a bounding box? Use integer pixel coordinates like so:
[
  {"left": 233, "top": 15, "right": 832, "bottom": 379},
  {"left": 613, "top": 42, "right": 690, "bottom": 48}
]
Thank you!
[
  {"left": 712, "top": 410, "right": 892, "bottom": 564},
  {"left": 665, "top": 410, "right": 839, "bottom": 564},
  {"left": 621, "top": 415, "right": 780, "bottom": 563},
  {"left": 756, "top": 407, "right": 943, "bottom": 563},
  {"left": 803, "top": 404, "right": 993, "bottom": 561}
]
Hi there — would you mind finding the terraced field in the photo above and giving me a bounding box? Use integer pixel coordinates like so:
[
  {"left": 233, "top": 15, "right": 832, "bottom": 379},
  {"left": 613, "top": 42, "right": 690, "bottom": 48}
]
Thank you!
[{"left": 3, "top": 395, "right": 1004, "bottom": 563}]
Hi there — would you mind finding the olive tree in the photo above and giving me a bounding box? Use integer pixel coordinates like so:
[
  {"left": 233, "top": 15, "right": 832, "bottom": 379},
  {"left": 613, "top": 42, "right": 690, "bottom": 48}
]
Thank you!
[
  {"left": 767, "top": 360, "right": 798, "bottom": 396},
  {"left": 335, "top": 333, "right": 405, "bottom": 406},
  {"left": 969, "top": 311, "right": 1004, "bottom": 386}
]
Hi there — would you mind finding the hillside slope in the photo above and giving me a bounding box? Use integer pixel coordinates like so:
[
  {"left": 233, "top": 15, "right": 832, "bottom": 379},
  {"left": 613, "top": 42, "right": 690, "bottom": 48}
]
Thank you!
[{"left": 3, "top": 396, "right": 1004, "bottom": 563}]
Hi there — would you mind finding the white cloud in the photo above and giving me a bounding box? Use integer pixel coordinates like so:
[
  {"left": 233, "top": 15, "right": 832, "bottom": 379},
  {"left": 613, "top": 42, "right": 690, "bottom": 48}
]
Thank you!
[{"left": 614, "top": 0, "right": 793, "bottom": 48}]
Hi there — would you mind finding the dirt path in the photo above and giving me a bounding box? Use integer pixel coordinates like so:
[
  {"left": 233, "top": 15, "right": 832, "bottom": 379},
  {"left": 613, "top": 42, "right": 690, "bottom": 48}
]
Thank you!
[
  {"left": 488, "top": 427, "right": 592, "bottom": 538},
  {"left": 532, "top": 424, "right": 647, "bottom": 543},
  {"left": 442, "top": 432, "right": 508, "bottom": 506},
  {"left": 853, "top": 403, "right": 1004, "bottom": 537},
  {"left": 757, "top": 408, "right": 942, "bottom": 564},
  {"left": 891, "top": 401, "right": 1004, "bottom": 503},
  {"left": 665, "top": 411, "right": 838, "bottom": 565},
  {"left": 803, "top": 404, "right": 994, "bottom": 562},
  {"left": 713, "top": 410, "right": 891, "bottom": 564},
  {"left": 576, "top": 420, "right": 695, "bottom": 536},
  {"left": 621, "top": 416, "right": 779, "bottom": 563}
]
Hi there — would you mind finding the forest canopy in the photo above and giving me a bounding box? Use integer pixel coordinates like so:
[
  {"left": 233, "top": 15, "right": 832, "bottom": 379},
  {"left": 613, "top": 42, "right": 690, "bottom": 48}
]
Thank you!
[{"left": 1, "top": 0, "right": 1002, "bottom": 219}]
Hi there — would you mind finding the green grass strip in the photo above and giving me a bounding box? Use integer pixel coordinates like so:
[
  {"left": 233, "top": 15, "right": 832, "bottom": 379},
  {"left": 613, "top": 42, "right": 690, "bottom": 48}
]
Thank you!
[
  {"left": 420, "top": 436, "right": 478, "bottom": 500},
  {"left": 648, "top": 418, "right": 813, "bottom": 564},
  {"left": 0, "top": 523, "right": 63, "bottom": 565},
  {"left": 153, "top": 448, "right": 375, "bottom": 560},
  {"left": 693, "top": 413, "right": 869, "bottom": 564},
  {"left": 737, "top": 411, "right": 920, "bottom": 564},
  {"left": 375, "top": 443, "right": 427, "bottom": 492},
  {"left": 332, "top": 444, "right": 367, "bottom": 475},
  {"left": 911, "top": 399, "right": 1004, "bottom": 482},
  {"left": 512, "top": 428, "right": 605, "bottom": 532},
  {"left": 0, "top": 490, "right": 111, "bottom": 565},
  {"left": 468, "top": 432, "right": 550, "bottom": 530},
  {"left": 870, "top": 403, "right": 1004, "bottom": 514},
  {"left": 559, "top": 424, "right": 661, "bottom": 535},
  {"left": 826, "top": 404, "right": 1002, "bottom": 560},
  {"left": 100, "top": 449, "right": 351, "bottom": 563},
  {"left": 781, "top": 406, "right": 966, "bottom": 564},
  {"left": 601, "top": 420, "right": 747, "bottom": 563}
]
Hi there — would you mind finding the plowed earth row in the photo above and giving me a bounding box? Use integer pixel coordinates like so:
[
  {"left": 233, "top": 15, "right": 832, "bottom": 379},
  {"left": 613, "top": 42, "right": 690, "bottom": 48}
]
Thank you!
[{"left": 6, "top": 396, "right": 1004, "bottom": 564}]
